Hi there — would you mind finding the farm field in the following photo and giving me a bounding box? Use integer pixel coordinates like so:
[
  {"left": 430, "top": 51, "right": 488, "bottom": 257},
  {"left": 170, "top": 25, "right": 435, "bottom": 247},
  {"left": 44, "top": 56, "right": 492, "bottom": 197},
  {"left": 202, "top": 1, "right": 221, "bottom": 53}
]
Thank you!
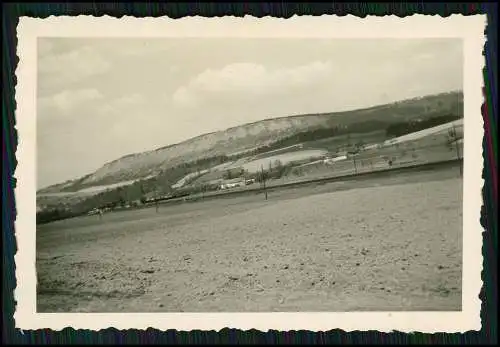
[
  {"left": 303, "top": 130, "right": 387, "bottom": 152},
  {"left": 238, "top": 149, "right": 328, "bottom": 173},
  {"left": 37, "top": 165, "right": 462, "bottom": 312}
]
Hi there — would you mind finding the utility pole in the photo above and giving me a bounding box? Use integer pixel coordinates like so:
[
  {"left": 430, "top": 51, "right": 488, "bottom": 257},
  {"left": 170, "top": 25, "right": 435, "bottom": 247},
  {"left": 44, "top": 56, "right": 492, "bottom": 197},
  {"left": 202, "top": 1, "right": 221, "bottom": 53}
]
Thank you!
[
  {"left": 261, "top": 164, "right": 267, "bottom": 200},
  {"left": 452, "top": 124, "right": 463, "bottom": 176}
]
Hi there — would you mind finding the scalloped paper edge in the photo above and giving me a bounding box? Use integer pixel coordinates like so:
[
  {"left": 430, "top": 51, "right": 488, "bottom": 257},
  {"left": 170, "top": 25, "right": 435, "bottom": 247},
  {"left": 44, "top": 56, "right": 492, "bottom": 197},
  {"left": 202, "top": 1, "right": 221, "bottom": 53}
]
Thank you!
[{"left": 14, "top": 14, "right": 486, "bottom": 333}]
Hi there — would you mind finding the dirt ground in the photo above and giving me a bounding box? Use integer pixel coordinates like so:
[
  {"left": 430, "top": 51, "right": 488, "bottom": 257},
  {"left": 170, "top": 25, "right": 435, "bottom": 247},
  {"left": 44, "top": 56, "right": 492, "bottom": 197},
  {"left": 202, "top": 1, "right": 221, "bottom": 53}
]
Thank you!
[{"left": 36, "top": 166, "right": 463, "bottom": 312}]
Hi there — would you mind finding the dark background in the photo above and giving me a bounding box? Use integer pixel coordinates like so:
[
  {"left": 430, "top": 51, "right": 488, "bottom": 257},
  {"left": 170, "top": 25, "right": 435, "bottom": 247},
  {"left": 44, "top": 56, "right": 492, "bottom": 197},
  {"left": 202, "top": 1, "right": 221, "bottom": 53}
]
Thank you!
[{"left": 2, "top": 2, "right": 497, "bottom": 345}]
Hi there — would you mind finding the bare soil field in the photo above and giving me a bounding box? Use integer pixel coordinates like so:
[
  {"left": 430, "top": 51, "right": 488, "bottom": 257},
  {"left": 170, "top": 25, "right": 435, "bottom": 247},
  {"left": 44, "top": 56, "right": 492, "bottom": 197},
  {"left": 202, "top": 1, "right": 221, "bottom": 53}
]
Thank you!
[{"left": 37, "top": 166, "right": 462, "bottom": 312}]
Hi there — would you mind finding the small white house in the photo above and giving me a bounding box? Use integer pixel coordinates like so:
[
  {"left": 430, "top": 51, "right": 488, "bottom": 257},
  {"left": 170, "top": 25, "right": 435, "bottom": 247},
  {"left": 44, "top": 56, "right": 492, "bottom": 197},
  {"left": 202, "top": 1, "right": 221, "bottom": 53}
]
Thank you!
[{"left": 219, "top": 178, "right": 245, "bottom": 190}]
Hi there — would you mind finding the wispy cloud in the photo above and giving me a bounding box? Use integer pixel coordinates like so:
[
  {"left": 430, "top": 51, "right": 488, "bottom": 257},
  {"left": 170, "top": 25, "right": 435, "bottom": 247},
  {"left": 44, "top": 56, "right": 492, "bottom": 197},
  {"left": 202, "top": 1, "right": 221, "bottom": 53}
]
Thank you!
[
  {"left": 39, "top": 45, "right": 111, "bottom": 86},
  {"left": 172, "top": 61, "right": 333, "bottom": 107},
  {"left": 99, "top": 94, "right": 146, "bottom": 116},
  {"left": 38, "top": 88, "right": 103, "bottom": 115}
]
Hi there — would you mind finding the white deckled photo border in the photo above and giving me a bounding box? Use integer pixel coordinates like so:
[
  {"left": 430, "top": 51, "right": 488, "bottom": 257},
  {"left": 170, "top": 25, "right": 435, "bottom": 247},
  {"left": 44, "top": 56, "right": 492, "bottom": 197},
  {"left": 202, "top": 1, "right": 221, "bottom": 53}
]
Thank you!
[{"left": 14, "top": 14, "right": 486, "bottom": 332}]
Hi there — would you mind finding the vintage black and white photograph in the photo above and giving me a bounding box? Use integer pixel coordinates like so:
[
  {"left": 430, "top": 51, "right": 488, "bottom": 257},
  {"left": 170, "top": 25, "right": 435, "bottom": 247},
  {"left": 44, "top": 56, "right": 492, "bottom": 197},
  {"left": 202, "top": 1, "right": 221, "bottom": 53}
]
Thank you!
[{"left": 15, "top": 15, "right": 485, "bottom": 332}]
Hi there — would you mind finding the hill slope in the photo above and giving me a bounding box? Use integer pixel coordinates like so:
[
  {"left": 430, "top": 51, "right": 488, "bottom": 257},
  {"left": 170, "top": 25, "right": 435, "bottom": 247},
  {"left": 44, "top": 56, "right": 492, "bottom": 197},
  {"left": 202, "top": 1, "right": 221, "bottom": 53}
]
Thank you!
[{"left": 39, "top": 91, "right": 463, "bottom": 193}]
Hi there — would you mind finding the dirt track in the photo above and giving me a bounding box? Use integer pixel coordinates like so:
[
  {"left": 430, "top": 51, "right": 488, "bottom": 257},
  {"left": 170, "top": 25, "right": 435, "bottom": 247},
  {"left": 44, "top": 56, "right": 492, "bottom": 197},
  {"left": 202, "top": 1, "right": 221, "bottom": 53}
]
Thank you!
[{"left": 37, "top": 167, "right": 463, "bottom": 312}]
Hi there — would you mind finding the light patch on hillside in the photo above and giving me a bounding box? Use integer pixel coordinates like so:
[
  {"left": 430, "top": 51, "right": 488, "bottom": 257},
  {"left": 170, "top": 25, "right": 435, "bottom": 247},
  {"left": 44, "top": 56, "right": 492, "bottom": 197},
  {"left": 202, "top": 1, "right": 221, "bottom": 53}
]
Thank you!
[
  {"left": 209, "top": 161, "right": 237, "bottom": 172},
  {"left": 234, "top": 149, "right": 328, "bottom": 173},
  {"left": 171, "top": 170, "right": 210, "bottom": 189},
  {"left": 77, "top": 175, "right": 156, "bottom": 194},
  {"left": 382, "top": 119, "right": 464, "bottom": 147}
]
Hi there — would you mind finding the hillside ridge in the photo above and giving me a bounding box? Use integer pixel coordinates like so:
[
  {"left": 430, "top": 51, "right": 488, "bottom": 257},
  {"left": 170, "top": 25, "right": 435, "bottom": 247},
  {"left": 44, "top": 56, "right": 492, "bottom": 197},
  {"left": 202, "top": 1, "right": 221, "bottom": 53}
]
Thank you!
[
  {"left": 39, "top": 90, "right": 463, "bottom": 193},
  {"left": 114, "top": 90, "right": 464, "bottom": 160}
]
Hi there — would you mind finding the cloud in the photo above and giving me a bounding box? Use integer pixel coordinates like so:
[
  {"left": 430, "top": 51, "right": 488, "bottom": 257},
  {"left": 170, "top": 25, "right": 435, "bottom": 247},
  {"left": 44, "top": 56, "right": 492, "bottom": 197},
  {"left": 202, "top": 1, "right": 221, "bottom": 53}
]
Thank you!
[
  {"left": 169, "top": 65, "right": 180, "bottom": 74},
  {"left": 98, "top": 93, "right": 146, "bottom": 116},
  {"left": 38, "top": 88, "right": 103, "bottom": 114},
  {"left": 172, "top": 61, "right": 333, "bottom": 107},
  {"left": 96, "top": 94, "right": 149, "bottom": 137},
  {"left": 39, "top": 46, "right": 111, "bottom": 86}
]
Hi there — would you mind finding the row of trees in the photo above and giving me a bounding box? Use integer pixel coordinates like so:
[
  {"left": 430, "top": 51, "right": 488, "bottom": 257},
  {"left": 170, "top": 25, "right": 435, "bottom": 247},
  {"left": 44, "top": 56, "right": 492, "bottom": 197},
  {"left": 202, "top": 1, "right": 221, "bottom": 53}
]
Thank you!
[
  {"left": 243, "top": 120, "right": 390, "bottom": 158},
  {"left": 243, "top": 160, "right": 294, "bottom": 182},
  {"left": 223, "top": 167, "right": 245, "bottom": 180},
  {"left": 37, "top": 208, "right": 83, "bottom": 225}
]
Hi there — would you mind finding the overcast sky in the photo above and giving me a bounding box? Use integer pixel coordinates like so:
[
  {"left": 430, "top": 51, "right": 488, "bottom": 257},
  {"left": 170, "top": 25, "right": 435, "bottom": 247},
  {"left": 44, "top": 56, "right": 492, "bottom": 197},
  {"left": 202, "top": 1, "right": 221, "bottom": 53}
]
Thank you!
[{"left": 37, "top": 38, "right": 463, "bottom": 189}]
